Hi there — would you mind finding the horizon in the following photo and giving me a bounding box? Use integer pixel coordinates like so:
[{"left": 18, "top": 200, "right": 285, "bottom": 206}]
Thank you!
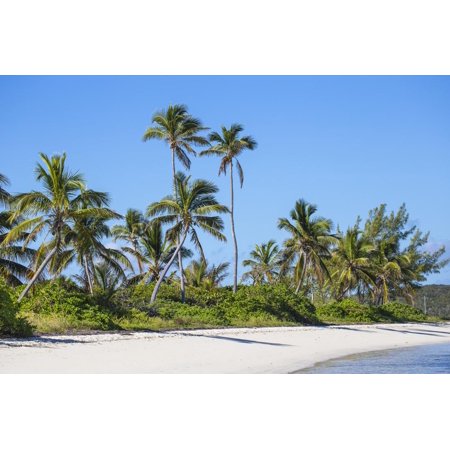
[{"left": 1, "top": 75, "right": 449, "bottom": 284}]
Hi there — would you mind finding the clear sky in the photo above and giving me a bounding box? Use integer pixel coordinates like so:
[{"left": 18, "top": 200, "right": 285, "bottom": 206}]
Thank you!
[{"left": 1, "top": 76, "right": 449, "bottom": 284}]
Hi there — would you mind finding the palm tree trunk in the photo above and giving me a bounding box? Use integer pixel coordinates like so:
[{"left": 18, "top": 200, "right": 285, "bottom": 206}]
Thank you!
[
  {"left": 295, "top": 259, "right": 307, "bottom": 294},
  {"left": 171, "top": 146, "right": 186, "bottom": 303},
  {"left": 151, "top": 228, "right": 188, "bottom": 303},
  {"left": 84, "top": 256, "right": 94, "bottom": 295},
  {"left": 17, "top": 247, "right": 57, "bottom": 302},
  {"left": 134, "top": 241, "right": 143, "bottom": 274},
  {"left": 230, "top": 162, "right": 238, "bottom": 293}
]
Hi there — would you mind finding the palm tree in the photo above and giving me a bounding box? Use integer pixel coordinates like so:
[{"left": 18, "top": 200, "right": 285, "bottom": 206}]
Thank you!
[
  {"left": 60, "top": 214, "right": 131, "bottom": 295},
  {"left": 371, "top": 240, "right": 411, "bottom": 305},
  {"left": 242, "top": 240, "right": 281, "bottom": 285},
  {"left": 278, "top": 199, "right": 336, "bottom": 294},
  {"left": 200, "top": 124, "right": 257, "bottom": 293},
  {"left": 4, "top": 153, "right": 118, "bottom": 301},
  {"left": 124, "top": 221, "right": 193, "bottom": 285},
  {"left": 1, "top": 174, "right": 35, "bottom": 285},
  {"left": 147, "top": 172, "right": 229, "bottom": 303},
  {"left": 184, "top": 258, "right": 230, "bottom": 289},
  {"left": 143, "top": 104, "right": 209, "bottom": 301},
  {"left": 331, "top": 226, "right": 375, "bottom": 300},
  {"left": 1, "top": 211, "right": 36, "bottom": 287},
  {"left": 0, "top": 173, "right": 11, "bottom": 207},
  {"left": 112, "top": 209, "right": 147, "bottom": 274},
  {"left": 93, "top": 262, "right": 126, "bottom": 294}
]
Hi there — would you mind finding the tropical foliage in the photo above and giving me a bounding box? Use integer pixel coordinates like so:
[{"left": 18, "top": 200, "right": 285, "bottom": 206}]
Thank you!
[{"left": 0, "top": 104, "right": 448, "bottom": 336}]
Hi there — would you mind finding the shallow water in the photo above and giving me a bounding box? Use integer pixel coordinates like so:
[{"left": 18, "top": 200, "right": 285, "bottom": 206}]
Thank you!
[{"left": 297, "top": 342, "right": 450, "bottom": 374}]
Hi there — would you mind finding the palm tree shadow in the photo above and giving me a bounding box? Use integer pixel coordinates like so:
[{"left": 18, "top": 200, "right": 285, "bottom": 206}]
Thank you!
[
  {"left": 331, "top": 326, "right": 375, "bottom": 333},
  {"left": 0, "top": 336, "right": 90, "bottom": 348},
  {"left": 174, "top": 332, "right": 291, "bottom": 346},
  {"left": 375, "top": 326, "right": 450, "bottom": 338}
]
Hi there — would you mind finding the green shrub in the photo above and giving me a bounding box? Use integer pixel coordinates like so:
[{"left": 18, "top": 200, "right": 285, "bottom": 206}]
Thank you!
[
  {"left": 114, "top": 283, "right": 318, "bottom": 328},
  {"left": 317, "top": 298, "right": 434, "bottom": 324},
  {"left": 317, "top": 299, "right": 382, "bottom": 324},
  {"left": 0, "top": 278, "right": 33, "bottom": 337},
  {"left": 112, "top": 283, "right": 233, "bottom": 309},
  {"left": 219, "top": 284, "right": 318, "bottom": 325},
  {"left": 379, "top": 302, "right": 430, "bottom": 322},
  {"left": 152, "top": 300, "right": 228, "bottom": 327},
  {"left": 18, "top": 280, "right": 117, "bottom": 332}
]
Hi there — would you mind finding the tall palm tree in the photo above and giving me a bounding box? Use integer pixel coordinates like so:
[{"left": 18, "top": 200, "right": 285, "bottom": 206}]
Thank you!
[
  {"left": 200, "top": 124, "right": 257, "bottom": 293},
  {"left": 112, "top": 209, "right": 147, "bottom": 274},
  {"left": 143, "top": 104, "right": 209, "bottom": 301},
  {"left": 147, "top": 172, "right": 229, "bottom": 303},
  {"left": 184, "top": 258, "right": 230, "bottom": 289},
  {"left": 4, "top": 153, "right": 118, "bottom": 301},
  {"left": 278, "top": 199, "right": 336, "bottom": 294},
  {"left": 331, "top": 226, "right": 375, "bottom": 300},
  {"left": 242, "top": 240, "right": 281, "bottom": 285}
]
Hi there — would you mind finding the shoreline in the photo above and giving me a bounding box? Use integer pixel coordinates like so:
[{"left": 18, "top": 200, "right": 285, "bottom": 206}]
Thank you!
[
  {"left": 292, "top": 339, "right": 450, "bottom": 373},
  {"left": 1, "top": 322, "right": 450, "bottom": 373}
]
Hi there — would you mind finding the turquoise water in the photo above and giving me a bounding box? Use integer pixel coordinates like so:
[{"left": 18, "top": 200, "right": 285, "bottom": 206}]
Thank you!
[{"left": 298, "top": 342, "right": 450, "bottom": 374}]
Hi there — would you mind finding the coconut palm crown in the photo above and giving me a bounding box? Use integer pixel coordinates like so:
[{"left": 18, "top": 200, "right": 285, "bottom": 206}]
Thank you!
[
  {"left": 242, "top": 240, "right": 281, "bottom": 285},
  {"left": 278, "top": 199, "right": 337, "bottom": 294}
]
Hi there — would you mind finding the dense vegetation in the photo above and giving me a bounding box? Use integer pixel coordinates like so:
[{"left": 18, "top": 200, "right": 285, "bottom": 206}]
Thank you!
[
  {"left": 414, "top": 285, "right": 450, "bottom": 318},
  {"left": 0, "top": 104, "right": 448, "bottom": 336},
  {"left": 0, "top": 279, "right": 437, "bottom": 336}
]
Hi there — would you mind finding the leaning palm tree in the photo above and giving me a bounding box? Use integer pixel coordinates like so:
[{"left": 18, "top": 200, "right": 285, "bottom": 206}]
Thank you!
[
  {"left": 143, "top": 104, "right": 209, "bottom": 301},
  {"left": 278, "top": 199, "right": 336, "bottom": 294},
  {"left": 331, "top": 226, "right": 376, "bottom": 300},
  {"left": 112, "top": 209, "right": 147, "bottom": 274},
  {"left": 147, "top": 173, "right": 229, "bottom": 303},
  {"left": 184, "top": 258, "right": 230, "bottom": 289},
  {"left": 200, "top": 124, "right": 257, "bottom": 293},
  {"left": 242, "top": 240, "right": 281, "bottom": 285},
  {"left": 4, "top": 153, "right": 118, "bottom": 301}
]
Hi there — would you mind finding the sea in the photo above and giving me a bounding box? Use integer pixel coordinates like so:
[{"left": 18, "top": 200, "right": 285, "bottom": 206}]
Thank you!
[{"left": 297, "top": 341, "right": 450, "bottom": 374}]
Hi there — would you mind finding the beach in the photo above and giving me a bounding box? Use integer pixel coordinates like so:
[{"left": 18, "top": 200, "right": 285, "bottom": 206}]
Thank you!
[{"left": 1, "top": 322, "right": 450, "bottom": 373}]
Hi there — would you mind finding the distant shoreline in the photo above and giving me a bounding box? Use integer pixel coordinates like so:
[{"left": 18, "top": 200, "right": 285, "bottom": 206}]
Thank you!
[{"left": 2, "top": 322, "right": 450, "bottom": 373}]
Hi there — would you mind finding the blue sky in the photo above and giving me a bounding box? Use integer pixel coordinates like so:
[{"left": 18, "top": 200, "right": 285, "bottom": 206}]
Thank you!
[{"left": 1, "top": 76, "right": 449, "bottom": 284}]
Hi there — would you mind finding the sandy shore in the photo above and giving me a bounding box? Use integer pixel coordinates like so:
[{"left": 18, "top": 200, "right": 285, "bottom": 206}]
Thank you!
[{"left": 1, "top": 322, "right": 450, "bottom": 373}]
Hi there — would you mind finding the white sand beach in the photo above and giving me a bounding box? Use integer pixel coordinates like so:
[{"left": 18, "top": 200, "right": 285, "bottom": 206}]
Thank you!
[{"left": 1, "top": 323, "right": 450, "bottom": 373}]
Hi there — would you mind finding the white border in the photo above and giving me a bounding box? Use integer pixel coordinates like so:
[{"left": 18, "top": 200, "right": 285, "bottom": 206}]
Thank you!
[
  {"left": 1, "top": 375, "right": 448, "bottom": 449},
  {"left": 1, "top": 0, "right": 449, "bottom": 447},
  {"left": 1, "top": 0, "right": 450, "bottom": 74}
]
